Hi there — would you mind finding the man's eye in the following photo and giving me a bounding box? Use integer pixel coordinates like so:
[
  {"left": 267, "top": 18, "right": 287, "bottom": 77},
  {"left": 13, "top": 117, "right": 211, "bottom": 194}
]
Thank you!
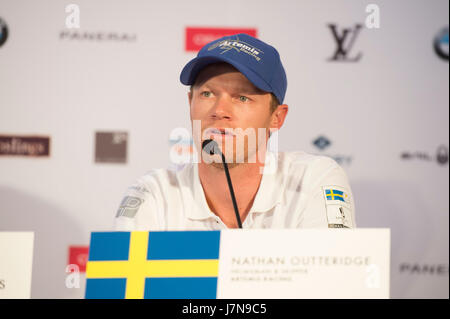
[
  {"left": 239, "top": 96, "right": 249, "bottom": 102},
  {"left": 201, "top": 91, "right": 212, "bottom": 97}
]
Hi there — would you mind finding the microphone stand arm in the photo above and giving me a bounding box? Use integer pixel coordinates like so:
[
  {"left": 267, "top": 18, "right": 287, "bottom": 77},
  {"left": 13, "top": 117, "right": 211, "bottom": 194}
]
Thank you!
[{"left": 221, "top": 153, "right": 243, "bottom": 229}]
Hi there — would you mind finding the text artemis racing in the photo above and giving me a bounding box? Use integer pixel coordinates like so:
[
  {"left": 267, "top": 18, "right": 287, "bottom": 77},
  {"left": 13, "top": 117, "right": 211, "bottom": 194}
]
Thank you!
[{"left": 218, "top": 41, "right": 261, "bottom": 61}]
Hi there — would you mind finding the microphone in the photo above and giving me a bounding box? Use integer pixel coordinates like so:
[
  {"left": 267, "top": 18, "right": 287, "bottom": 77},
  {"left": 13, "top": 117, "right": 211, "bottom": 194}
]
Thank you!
[{"left": 202, "top": 139, "right": 243, "bottom": 229}]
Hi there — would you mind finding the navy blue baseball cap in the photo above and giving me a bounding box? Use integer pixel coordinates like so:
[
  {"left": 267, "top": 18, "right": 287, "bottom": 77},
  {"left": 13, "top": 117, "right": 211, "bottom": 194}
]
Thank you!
[{"left": 180, "top": 33, "right": 287, "bottom": 104}]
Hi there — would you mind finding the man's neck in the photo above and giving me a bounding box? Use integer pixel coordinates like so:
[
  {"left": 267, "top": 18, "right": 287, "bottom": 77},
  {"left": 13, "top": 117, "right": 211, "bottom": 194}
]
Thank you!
[{"left": 198, "top": 153, "right": 267, "bottom": 228}]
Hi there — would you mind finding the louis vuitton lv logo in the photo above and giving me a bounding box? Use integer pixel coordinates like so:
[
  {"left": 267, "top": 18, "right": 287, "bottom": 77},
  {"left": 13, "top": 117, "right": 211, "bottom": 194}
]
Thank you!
[{"left": 328, "top": 24, "right": 363, "bottom": 62}]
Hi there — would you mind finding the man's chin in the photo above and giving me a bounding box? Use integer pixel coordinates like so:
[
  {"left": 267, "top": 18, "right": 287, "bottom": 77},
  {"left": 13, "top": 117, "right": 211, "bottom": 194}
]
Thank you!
[
  {"left": 198, "top": 146, "right": 260, "bottom": 168},
  {"left": 210, "top": 161, "right": 240, "bottom": 170}
]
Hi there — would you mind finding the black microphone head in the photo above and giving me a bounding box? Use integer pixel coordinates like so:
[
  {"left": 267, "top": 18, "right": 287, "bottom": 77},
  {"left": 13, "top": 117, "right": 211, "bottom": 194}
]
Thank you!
[{"left": 202, "top": 139, "right": 219, "bottom": 155}]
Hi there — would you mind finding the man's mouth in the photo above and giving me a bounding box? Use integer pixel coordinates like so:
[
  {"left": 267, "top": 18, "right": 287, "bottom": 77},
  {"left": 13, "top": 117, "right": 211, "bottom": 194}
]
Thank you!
[{"left": 204, "top": 128, "right": 235, "bottom": 137}]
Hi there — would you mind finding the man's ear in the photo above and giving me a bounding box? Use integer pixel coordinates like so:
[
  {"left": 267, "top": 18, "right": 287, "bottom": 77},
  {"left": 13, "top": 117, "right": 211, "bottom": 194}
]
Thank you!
[
  {"left": 188, "top": 90, "right": 193, "bottom": 106},
  {"left": 270, "top": 104, "right": 289, "bottom": 131},
  {"left": 188, "top": 91, "right": 193, "bottom": 122}
]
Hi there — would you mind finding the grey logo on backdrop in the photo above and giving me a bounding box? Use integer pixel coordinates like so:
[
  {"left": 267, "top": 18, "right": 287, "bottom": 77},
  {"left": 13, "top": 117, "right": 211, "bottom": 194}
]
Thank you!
[
  {"left": 95, "top": 131, "right": 128, "bottom": 164},
  {"left": 0, "top": 17, "right": 8, "bottom": 47},
  {"left": 59, "top": 31, "right": 137, "bottom": 42},
  {"left": 328, "top": 24, "right": 363, "bottom": 62},
  {"left": 312, "top": 135, "right": 352, "bottom": 166},
  {"left": 399, "top": 263, "right": 449, "bottom": 276},
  {"left": 313, "top": 136, "right": 331, "bottom": 150},
  {"left": 401, "top": 145, "right": 449, "bottom": 166}
]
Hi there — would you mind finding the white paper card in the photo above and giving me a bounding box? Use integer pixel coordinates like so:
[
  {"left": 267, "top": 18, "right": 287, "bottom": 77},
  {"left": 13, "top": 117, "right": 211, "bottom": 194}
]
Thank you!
[
  {"left": 217, "top": 229, "right": 390, "bottom": 299},
  {"left": 0, "top": 232, "right": 35, "bottom": 299}
]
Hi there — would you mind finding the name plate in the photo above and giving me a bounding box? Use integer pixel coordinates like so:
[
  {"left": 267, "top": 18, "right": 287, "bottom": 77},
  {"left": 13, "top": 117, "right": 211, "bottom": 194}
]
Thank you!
[
  {"left": 218, "top": 229, "right": 390, "bottom": 299},
  {"left": 0, "top": 232, "right": 35, "bottom": 299},
  {"left": 85, "top": 229, "right": 390, "bottom": 299}
]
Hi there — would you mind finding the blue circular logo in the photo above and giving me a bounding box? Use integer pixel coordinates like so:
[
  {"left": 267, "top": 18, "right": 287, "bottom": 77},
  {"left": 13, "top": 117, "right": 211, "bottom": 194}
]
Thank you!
[
  {"left": 0, "top": 17, "right": 8, "bottom": 47},
  {"left": 434, "top": 27, "right": 449, "bottom": 60}
]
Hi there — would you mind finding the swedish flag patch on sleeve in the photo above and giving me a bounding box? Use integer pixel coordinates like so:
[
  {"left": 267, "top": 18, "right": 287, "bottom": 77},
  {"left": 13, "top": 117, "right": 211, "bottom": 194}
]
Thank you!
[
  {"left": 325, "top": 189, "right": 346, "bottom": 202},
  {"left": 322, "top": 186, "right": 353, "bottom": 228}
]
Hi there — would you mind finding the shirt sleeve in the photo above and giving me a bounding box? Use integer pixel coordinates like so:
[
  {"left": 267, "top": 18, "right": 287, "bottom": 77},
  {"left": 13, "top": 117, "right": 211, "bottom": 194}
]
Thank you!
[
  {"left": 113, "top": 178, "right": 162, "bottom": 231},
  {"left": 297, "top": 157, "right": 356, "bottom": 229}
]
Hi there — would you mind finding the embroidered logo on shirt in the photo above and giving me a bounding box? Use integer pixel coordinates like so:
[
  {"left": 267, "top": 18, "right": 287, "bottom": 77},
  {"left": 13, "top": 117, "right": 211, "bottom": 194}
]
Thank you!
[{"left": 116, "top": 196, "right": 144, "bottom": 218}]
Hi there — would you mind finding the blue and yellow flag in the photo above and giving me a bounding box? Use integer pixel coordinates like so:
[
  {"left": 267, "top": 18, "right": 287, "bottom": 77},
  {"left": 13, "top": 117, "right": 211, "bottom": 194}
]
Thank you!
[
  {"left": 85, "top": 231, "right": 221, "bottom": 299},
  {"left": 325, "top": 189, "right": 346, "bottom": 202}
]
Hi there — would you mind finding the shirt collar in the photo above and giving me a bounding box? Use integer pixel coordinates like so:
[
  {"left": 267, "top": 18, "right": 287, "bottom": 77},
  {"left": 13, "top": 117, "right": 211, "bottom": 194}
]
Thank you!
[
  {"left": 248, "top": 151, "right": 285, "bottom": 213},
  {"left": 189, "top": 163, "right": 218, "bottom": 220},
  {"left": 186, "top": 151, "right": 284, "bottom": 221}
]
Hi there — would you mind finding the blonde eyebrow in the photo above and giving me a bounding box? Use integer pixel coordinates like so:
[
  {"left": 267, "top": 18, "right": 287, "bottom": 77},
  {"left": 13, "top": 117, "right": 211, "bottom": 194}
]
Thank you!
[
  {"left": 195, "top": 82, "right": 264, "bottom": 95},
  {"left": 232, "top": 86, "right": 265, "bottom": 95}
]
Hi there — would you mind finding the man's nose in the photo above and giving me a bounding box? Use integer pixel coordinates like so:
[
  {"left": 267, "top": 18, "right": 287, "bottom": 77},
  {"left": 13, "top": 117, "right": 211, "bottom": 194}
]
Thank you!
[{"left": 210, "top": 95, "right": 232, "bottom": 120}]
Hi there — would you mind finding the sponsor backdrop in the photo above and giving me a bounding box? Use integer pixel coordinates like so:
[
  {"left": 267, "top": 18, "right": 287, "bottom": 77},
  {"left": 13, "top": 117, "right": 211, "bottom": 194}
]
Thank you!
[{"left": 0, "top": 0, "right": 448, "bottom": 298}]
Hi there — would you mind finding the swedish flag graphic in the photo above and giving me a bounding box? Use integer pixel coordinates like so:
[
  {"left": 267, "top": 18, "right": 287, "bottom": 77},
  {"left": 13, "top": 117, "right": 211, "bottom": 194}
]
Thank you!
[
  {"left": 85, "top": 231, "right": 221, "bottom": 299},
  {"left": 325, "top": 189, "right": 346, "bottom": 202}
]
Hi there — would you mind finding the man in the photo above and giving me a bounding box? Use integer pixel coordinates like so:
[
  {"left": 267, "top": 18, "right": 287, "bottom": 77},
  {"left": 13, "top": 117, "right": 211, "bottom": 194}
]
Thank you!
[{"left": 115, "top": 33, "right": 355, "bottom": 230}]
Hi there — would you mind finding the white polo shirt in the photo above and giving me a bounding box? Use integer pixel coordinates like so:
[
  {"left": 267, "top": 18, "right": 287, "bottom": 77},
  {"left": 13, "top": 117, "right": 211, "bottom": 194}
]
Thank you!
[{"left": 114, "top": 151, "right": 356, "bottom": 231}]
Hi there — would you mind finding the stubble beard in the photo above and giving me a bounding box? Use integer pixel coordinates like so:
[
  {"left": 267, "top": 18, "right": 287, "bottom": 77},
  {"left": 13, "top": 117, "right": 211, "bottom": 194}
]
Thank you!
[{"left": 209, "top": 143, "right": 259, "bottom": 170}]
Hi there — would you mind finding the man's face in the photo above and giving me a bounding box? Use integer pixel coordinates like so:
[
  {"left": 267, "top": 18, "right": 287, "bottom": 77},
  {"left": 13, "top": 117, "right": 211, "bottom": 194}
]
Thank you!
[{"left": 189, "top": 63, "right": 275, "bottom": 168}]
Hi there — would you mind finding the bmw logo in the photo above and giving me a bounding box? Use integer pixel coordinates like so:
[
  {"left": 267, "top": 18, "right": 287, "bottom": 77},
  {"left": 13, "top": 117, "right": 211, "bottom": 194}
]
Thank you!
[
  {"left": 434, "top": 27, "right": 449, "bottom": 61},
  {"left": 0, "top": 17, "right": 8, "bottom": 47}
]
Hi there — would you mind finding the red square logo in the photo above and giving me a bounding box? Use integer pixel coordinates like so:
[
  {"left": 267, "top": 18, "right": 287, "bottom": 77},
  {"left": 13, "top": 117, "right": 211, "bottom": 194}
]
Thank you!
[
  {"left": 185, "top": 27, "right": 258, "bottom": 52},
  {"left": 68, "top": 246, "right": 89, "bottom": 273}
]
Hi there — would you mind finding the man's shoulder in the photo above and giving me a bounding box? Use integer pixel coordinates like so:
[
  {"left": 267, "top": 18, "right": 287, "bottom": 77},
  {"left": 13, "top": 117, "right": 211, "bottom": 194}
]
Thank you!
[
  {"left": 278, "top": 151, "right": 341, "bottom": 171},
  {"left": 133, "top": 163, "right": 195, "bottom": 190},
  {"left": 274, "top": 151, "right": 346, "bottom": 191}
]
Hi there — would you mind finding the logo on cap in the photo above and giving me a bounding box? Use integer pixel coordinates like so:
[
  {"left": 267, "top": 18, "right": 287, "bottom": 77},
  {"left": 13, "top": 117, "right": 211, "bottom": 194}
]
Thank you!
[{"left": 208, "top": 36, "right": 263, "bottom": 62}]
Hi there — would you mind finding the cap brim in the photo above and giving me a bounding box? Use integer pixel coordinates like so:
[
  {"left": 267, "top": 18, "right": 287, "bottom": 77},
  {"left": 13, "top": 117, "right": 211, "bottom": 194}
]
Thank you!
[{"left": 180, "top": 55, "right": 272, "bottom": 93}]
